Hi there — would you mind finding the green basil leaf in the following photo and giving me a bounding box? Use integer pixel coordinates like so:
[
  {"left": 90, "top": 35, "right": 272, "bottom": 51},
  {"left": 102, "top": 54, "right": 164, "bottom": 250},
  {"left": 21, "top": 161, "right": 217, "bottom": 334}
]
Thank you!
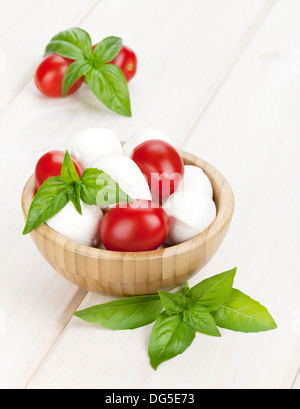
[
  {"left": 74, "top": 295, "right": 163, "bottom": 330},
  {"left": 62, "top": 60, "right": 91, "bottom": 97},
  {"left": 45, "top": 40, "right": 84, "bottom": 60},
  {"left": 93, "top": 36, "right": 123, "bottom": 65},
  {"left": 158, "top": 291, "right": 190, "bottom": 315},
  {"left": 80, "top": 168, "right": 133, "bottom": 206},
  {"left": 180, "top": 282, "right": 190, "bottom": 296},
  {"left": 67, "top": 183, "right": 82, "bottom": 215},
  {"left": 211, "top": 289, "right": 277, "bottom": 333},
  {"left": 187, "top": 267, "right": 237, "bottom": 311},
  {"left": 185, "top": 306, "right": 221, "bottom": 337},
  {"left": 85, "top": 65, "right": 132, "bottom": 117},
  {"left": 44, "top": 28, "right": 92, "bottom": 60},
  {"left": 61, "top": 151, "right": 80, "bottom": 184},
  {"left": 148, "top": 312, "right": 196, "bottom": 371},
  {"left": 23, "top": 177, "right": 69, "bottom": 235}
]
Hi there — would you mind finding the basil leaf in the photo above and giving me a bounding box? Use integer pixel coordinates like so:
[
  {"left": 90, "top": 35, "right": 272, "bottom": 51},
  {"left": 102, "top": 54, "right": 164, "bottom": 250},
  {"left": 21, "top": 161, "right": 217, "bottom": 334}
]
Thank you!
[
  {"left": 61, "top": 151, "right": 80, "bottom": 184},
  {"left": 45, "top": 41, "right": 85, "bottom": 61},
  {"left": 187, "top": 267, "right": 237, "bottom": 311},
  {"left": 85, "top": 65, "right": 132, "bottom": 117},
  {"left": 211, "top": 289, "right": 277, "bottom": 333},
  {"left": 44, "top": 28, "right": 92, "bottom": 60},
  {"left": 93, "top": 36, "right": 123, "bottom": 65},
  {"left": 176, "top": 282, "right": 190, "bottom": 297},
  {"left": 67, "top": 183, "right": 82, "bottom": 215},
  {"left": 23, "top": 177, "right": 69, "bottom": 235},
  {"left": 62, "top": 60, "right": 91, "bottom": 97},
  {"left": 80, "top": 168, "right": 133, "bottom": 206},
  {"left": 74, "top": 295, "right": 163, "bottom": 330},
  {"left": 148, "top": 312, "right": 196, "bottom": 370},
  {"left": 185, "top": 306, "right": 221, "bottom": 337},
  {"left": 158, "top": 291, "right": 190, "bottom": 315}
]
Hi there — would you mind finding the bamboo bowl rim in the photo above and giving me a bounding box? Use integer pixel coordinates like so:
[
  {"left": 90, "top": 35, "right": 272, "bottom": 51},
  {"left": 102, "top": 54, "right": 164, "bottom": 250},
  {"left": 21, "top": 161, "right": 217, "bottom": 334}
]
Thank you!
[{"left": 21, "top": 148, "right": 235, "bottom": 262}]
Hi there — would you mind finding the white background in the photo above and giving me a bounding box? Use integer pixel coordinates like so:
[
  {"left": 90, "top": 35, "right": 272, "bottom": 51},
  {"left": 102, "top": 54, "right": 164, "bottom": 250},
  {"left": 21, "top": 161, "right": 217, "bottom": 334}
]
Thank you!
[{"left": 0, "top": 0, "right": 299, "bottom": 389}]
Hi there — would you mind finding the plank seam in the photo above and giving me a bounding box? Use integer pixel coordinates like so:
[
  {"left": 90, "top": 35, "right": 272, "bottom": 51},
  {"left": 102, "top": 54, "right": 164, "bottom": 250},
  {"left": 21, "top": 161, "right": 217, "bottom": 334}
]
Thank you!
[
  {"left": 179, "top": 0, "right": 277, "bottom": 149},
  {"left": 24, "top": 289, "right": 88, "bottom": 389},
  {"left": 291, "top": 367, "right": 300, "bottom": 389}
]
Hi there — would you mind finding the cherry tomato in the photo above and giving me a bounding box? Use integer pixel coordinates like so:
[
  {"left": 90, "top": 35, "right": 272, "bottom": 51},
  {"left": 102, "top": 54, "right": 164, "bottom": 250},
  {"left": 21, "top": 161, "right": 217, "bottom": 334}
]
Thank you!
[
  {"left": 34, "top": 150, "right": 84, "bottom": 191},
  {"left": 34, "top": 54, "right": 84, "bottom": 98},
  {"left": 111, "top": 45, "right": 137, "bottom": 82},
  {"left": 92, "top": 44, "right": 137, "bottom": 82},
  {"left": 131, "top": 140, "right": 185, "bottom": 202},
  {"left": 100, "top": 200, "right": 170, "bottom": 252}
]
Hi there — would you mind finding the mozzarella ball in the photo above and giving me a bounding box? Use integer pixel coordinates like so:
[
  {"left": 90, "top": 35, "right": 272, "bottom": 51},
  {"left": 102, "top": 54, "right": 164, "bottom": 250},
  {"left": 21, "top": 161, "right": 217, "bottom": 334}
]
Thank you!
[
  {"left": 163, "top": 190, "right": 216, "bottom": 245},
  {"left": 91, "top": 154, "right": 152, "bottom": 205},
  {"left": 67, "top": 128, "right": 123, "bottom": 169},
  {"left": 46, "top": 201, "right": 103, "bottom": 247},
  {"left": 182, "top": 165, "right": 213, "bottom": 199},
  {"left": 123, "top": 129, "right": 173, "bottom": 157}
]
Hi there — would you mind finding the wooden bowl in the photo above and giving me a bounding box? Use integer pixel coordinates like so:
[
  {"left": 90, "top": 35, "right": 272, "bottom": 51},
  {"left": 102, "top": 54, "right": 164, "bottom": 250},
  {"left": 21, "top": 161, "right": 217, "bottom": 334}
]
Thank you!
[{"left": 21, "top": 149, "right": 234, "bottom": 296}]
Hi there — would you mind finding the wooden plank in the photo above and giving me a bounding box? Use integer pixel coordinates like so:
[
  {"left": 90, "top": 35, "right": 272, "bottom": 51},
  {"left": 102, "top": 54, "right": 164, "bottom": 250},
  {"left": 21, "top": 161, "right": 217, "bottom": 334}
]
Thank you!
[
  {"left": 182, "top": 0, "right": 300, "bottom": 388},
  {"left": 293, "top": 371, "right": 300, "bottom": 389},
  {"left": 16, "top": 0, "right": 278, "bottom": 389},
  {"left": 0, "top": 0, "right": 100, "bottom": 112},
  {"left": 0, "top": 0, "right": 37, "bottom": 37}
]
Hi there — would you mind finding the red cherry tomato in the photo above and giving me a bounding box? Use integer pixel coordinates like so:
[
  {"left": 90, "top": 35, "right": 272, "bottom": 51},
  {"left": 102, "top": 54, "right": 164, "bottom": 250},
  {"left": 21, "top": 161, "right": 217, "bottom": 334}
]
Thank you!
[
  {"left": 111, "top": 45, "right": 137, "bottom": 82},
  {"left": 35, "top": 54, "right": 84, "bottom": 98},
  {"left": 34, "top": 150, "right": 84, "bottom": 191},
  {"left": 100, "top": 200, "right": 170, "bottom": 252},
  {"left": 92, "top": 44, "right": 137, "bottom": 82},
  {"left": 131, "top": 140, "right": 184, "bottom": 202}
]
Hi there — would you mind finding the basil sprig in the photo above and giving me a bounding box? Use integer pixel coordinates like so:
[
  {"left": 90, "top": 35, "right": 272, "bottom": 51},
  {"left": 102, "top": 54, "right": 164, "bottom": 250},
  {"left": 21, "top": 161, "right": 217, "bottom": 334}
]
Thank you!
[
  {"left": 44, "top": 28, "right": 132, "bottom": 117},
  {"left": 74, "top": 267, "right": 277, "bottom": 370},
  {"left": 23, "top": 151, "right": 132, "bottom": 235}
]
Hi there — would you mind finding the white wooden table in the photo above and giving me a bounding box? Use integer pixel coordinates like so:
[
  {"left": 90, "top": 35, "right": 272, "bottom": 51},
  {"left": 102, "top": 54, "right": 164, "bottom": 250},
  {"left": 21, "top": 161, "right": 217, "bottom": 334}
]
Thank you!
[{"left": 0, "top": 0, "right": 299, "bottom": 389}]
